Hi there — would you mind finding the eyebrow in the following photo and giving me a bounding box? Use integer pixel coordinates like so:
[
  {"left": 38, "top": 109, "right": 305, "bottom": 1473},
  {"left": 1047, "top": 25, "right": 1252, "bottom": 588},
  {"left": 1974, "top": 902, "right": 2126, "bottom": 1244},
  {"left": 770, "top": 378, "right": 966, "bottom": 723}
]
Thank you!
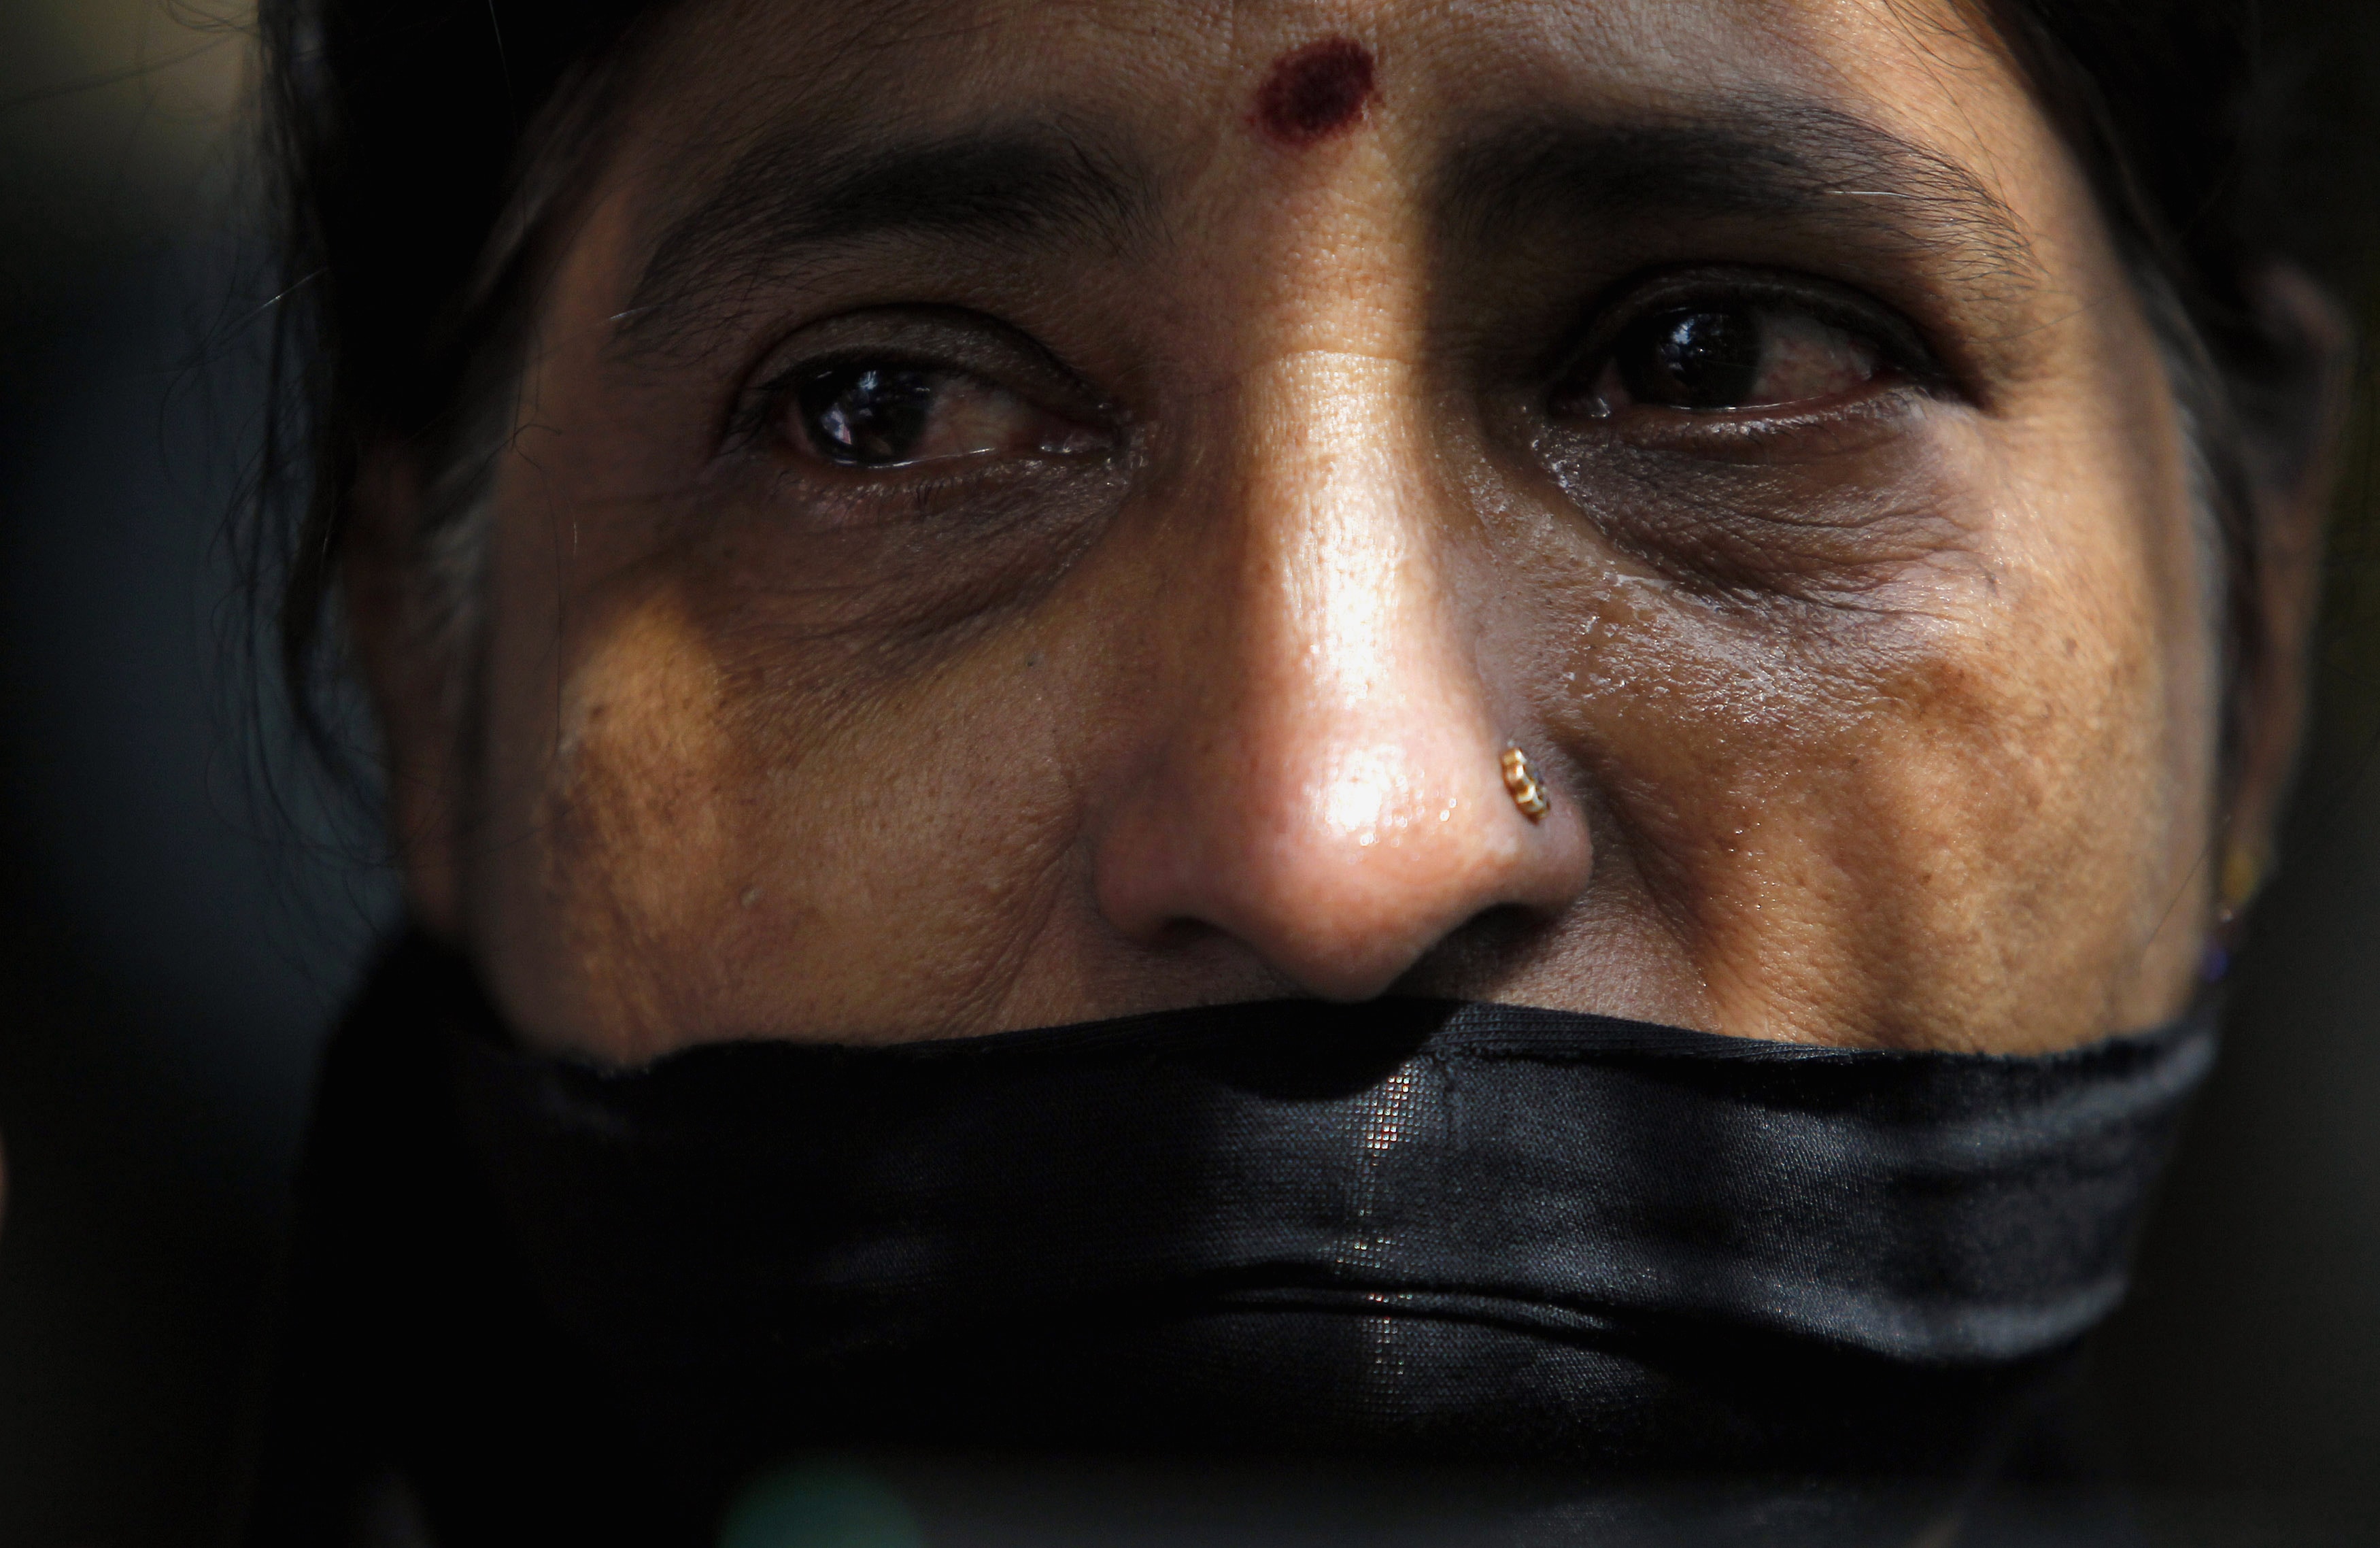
[
  {"left": 617, "top": 122, "right": 1151, "bottom": 348},
  {"left": 1438, "top": 99, "right": 2039, "bottom": 290},
  {"left": 618, "top": 96, "right": 2033, "bottom": 356}
]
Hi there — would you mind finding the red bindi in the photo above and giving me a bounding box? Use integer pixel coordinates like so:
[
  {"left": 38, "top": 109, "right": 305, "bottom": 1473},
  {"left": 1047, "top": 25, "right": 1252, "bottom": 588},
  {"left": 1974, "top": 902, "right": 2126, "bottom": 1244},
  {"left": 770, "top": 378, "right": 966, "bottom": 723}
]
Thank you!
[{"left": 1253, "top": 36, "right": 1376, "bottom": 146}]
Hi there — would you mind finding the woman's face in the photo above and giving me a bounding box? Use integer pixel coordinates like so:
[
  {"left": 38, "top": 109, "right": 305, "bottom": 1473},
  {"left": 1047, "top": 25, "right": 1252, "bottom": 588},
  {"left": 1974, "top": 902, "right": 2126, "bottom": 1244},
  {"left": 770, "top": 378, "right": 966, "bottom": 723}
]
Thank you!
[{"left": 356, "top": 0, "right": 2314, "bottom": 1062}]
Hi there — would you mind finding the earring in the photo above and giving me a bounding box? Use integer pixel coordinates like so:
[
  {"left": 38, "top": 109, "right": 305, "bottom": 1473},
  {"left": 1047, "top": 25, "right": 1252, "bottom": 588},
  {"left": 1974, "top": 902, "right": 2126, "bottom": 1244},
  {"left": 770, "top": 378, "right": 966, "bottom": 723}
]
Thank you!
[
  {"left": 2203, "top": 841, "right": 2266, "bottom": 984},
  {"left": 2220, "top": 843, "right": 2264, "bottom": 922}
]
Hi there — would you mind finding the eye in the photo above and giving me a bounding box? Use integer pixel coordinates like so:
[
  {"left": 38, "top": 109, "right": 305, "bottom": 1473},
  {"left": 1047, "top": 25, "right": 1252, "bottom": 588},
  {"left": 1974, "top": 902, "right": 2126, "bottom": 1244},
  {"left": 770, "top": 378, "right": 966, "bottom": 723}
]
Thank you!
[
  {"left": 789, "top": 362, "right": 1105, "bottom": 469},
  {"left": 1567, "top": 301, "right": 1888, "bottom": 416}
]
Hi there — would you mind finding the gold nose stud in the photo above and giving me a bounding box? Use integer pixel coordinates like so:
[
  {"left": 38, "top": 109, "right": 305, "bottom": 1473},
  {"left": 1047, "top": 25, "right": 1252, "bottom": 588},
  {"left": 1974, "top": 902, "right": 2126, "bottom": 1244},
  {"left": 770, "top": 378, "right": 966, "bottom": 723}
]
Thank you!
[{"left": 1501, "top": 746, "right": 1550, "bottom": 820}]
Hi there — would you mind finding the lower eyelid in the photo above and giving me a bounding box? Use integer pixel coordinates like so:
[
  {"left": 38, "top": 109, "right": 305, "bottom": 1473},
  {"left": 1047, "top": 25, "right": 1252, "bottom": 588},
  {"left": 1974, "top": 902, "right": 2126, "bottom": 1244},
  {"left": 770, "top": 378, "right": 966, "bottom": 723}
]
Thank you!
[
  {"left": 1539, "top": 382, "right": 1937, "bottom": 462},
  {"left": 1537, "top": 416, "right": 1977, "bottom": 605}
]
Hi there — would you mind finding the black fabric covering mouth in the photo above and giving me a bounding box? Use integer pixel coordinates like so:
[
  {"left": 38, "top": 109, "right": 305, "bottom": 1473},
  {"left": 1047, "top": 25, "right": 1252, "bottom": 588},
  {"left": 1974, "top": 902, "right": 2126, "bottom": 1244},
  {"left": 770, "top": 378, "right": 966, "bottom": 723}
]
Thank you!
[{"left": 247, "top": 937, "right": 2214, "bottom": 1547}]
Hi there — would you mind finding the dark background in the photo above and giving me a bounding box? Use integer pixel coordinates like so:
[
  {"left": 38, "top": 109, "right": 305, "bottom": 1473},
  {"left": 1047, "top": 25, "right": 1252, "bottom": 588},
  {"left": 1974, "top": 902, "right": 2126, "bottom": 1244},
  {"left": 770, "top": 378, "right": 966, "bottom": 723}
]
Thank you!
[{"left": 0, "top": 7, "right": 2373, "bottom": 1545}]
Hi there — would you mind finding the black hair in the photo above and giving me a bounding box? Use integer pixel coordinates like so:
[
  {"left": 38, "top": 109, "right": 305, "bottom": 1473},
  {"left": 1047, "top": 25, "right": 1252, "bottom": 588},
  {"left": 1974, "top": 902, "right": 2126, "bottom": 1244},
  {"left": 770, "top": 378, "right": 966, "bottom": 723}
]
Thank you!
[
  {"left": 1979, "top": 1, "right": 2376, "bottom": 784},
  {"left": 249, "top": 0, "right": 2377, "bottom": 770},
  {"left": 254, "top": 2, "right": 637, "bottom": 763}
]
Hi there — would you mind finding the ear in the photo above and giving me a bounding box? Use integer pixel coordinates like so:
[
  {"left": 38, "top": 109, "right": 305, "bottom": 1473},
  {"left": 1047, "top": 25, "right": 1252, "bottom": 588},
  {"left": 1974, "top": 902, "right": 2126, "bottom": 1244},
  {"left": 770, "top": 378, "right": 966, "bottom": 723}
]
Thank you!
[
  {"left": 343, "top": 441, "right": 470, "bottom": 941},
  {"left": 2219, "top": 262, "right": 2355, "bottom": 913}
]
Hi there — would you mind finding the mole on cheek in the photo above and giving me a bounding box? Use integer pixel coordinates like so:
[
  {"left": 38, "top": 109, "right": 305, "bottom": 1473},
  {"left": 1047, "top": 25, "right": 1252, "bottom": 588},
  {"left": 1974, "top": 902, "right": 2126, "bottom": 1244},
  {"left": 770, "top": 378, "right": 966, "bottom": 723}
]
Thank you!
[{"left": 1253, "top": 36, "right": 1376, "bottom": 146}]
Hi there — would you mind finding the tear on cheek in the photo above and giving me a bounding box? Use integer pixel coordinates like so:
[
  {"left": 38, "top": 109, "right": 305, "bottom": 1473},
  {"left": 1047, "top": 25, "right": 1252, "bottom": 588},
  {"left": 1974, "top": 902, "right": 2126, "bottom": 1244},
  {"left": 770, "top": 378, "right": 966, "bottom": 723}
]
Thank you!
[{"left": 1253, "top": 37, "right": 1376, "bottom": 146}]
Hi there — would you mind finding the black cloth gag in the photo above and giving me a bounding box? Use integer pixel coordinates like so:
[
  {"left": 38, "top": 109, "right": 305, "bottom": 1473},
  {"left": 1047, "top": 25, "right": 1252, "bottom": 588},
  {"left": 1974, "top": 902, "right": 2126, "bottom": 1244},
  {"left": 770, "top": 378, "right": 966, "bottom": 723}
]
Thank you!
[{"left": 246, "top": 937, "right": 2212, "bottom": 1546}]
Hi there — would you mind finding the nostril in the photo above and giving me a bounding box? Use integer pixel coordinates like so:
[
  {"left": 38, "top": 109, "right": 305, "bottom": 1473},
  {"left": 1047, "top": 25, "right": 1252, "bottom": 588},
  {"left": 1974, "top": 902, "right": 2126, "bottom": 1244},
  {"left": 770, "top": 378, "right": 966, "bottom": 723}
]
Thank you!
[
  {"left": 1382, "top": 901, "right": 1551, "bottom": 994},
  {"left": 1140, "top": 914, "right": 1229, "bottom": 954},
  {"left": 1092, "top": 743, "right": 1596, "bottom": 1005},
  {"left": 1465, "top": 898, "right": 1554, "bottom": 939}
]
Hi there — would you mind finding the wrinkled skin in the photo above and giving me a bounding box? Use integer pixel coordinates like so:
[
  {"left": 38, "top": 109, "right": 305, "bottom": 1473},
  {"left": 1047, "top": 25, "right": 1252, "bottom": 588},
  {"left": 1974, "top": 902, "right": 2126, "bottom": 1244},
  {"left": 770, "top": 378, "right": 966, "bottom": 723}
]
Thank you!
[{"left": 350, "top": 0, "right": 2335, "bottom": 1062}]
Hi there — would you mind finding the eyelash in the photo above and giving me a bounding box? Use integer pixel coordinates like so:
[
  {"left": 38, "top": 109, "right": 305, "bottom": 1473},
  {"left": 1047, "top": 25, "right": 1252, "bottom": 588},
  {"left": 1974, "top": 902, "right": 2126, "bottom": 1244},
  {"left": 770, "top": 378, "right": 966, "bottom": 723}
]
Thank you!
[
  {"left": 1552, "top": 268, "right": 1945, "bottom": 415},
  {"left": 724, "top": 269, "right": 1941, "bottom": 490}
]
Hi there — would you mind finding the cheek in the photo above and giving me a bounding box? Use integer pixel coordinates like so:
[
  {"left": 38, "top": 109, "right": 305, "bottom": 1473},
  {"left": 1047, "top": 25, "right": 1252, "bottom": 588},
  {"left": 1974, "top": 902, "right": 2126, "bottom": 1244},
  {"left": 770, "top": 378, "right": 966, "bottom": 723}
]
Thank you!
[
  {"left": 483, "top": 584, "right": 751, "bottom": 1056},
  {"left": 477, "top": 562, "right": 1099, "bottom": 1054},
  {"left": 456, "top": 375, "right": 1125, "bottom": 1049},
  {"left": 1525, "top": 423, "right": 2195, "bottom": 1049}
]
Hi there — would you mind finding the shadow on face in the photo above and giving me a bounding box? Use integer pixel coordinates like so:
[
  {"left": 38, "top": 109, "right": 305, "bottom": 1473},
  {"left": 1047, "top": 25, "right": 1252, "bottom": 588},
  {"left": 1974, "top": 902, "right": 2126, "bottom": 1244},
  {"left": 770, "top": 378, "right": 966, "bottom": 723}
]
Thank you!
[{"left": 342, "top": 0, "right": 2322, "bottom": 1063}]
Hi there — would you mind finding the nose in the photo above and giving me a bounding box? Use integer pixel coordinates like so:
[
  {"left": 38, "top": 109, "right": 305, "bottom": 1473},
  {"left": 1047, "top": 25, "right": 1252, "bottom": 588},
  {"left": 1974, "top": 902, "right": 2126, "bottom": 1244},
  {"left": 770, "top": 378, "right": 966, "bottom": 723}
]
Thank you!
[{"left": 1091, "top": 352, "right": 1593, "bottom": 1001}]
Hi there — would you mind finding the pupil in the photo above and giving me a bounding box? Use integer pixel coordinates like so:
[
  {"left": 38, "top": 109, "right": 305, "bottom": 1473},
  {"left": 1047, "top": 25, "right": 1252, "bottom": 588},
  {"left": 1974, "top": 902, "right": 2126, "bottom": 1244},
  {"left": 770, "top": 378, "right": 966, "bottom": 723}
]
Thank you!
[
  {"left": 1622, "top": 308, "right": 1763, "bottom": 409},
  {"left": 798, "top": 366, "right": 936, "bottom": 465}
]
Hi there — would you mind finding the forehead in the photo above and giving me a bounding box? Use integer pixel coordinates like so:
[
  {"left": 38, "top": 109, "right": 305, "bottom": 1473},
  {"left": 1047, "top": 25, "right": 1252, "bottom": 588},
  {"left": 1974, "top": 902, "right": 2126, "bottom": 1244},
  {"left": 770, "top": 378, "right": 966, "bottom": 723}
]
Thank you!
[
  {"left": 619, "top": 0, "right": 2045, "bottom": 200},
  {"left": 585, "top": 0, "right": 2097, "bottom": 395}
]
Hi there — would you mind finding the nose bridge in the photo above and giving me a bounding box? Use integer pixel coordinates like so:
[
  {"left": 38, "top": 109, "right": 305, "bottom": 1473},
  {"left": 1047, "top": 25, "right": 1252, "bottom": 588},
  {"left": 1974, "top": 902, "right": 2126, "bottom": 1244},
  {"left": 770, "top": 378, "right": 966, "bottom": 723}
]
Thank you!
[
  {"left": 1090, "top": 344, "right": 1591, "bottom": 1001},
  {"left": 1213, "top": 114, "right": 1452, "bottom": 757},
  {"left": 1234, "top": 348, "right": 1448, "bottom": 768}
]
